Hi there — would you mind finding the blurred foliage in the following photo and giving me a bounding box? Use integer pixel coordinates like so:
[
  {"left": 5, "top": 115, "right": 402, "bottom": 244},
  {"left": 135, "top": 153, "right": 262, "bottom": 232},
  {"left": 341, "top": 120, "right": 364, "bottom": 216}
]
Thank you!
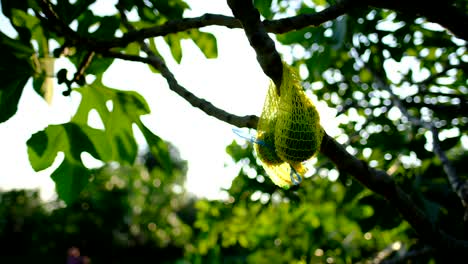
[
  {"left": 0, "top": 0, "right": 467, "bottom": 263},
  {"left": 0, "top": 144, "right": 191, "bottom": 263},
  {"left": 187, "top": 141, "right": 415, "bottom": 263}
]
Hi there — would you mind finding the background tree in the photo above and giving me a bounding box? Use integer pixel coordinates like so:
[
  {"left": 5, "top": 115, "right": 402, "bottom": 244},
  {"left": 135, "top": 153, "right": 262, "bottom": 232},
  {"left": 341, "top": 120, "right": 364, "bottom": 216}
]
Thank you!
[
  {"left": 0, "top": 146, "right": 192, "bottom": 263},
  {"left": 0, "top": 0, "right": 467, "bottom": 262}
]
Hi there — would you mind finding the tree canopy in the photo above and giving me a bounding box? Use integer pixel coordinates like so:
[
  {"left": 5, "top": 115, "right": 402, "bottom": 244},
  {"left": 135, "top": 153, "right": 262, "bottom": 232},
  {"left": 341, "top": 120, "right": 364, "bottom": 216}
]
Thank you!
[{"left": 0, "top": 0, "right": 467, "bottom": 262}]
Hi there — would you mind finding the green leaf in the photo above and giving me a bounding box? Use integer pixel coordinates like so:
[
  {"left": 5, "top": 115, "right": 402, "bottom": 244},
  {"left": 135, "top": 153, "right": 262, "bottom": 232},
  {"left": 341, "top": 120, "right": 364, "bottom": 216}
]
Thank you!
[
  {"left": 55, "top": 0, "right": 96, "bottom": 25},
  {"left": 312, "top": 0, "right": 327, "bottom": 6},
  {"left": 254, "top": 0, "right": 273, "bottom": 19},
  {"left": 1, "top": 0, "right": 29, "bottom": 18},
  {"left": 80, "top": 125, "right": 113, "bottom": 161},
  {"left": 68, "top": 50, "right": 114, "bottom": 79},
  {"left": 11, "top": 9, "right": 49, "bottom": 58},
  {"left": 51, "top": 158, "right": 91, "bottom": 204},
  {"left": 76, "top": 10, "right": 97, "bottom": 35},
  {"left": 125, "top": 42, "right": 141, "bottom": 55},
  {"left": 11, "top": 8, "right": 40, "bottom": 30},
  {"left": 92, "top": 16, "right": 120, "bottom": 40},
  {"left": 164, "top": 33, "right": 183, "bottom": 63},
  {"left": 27, "top": 79, "right": 157, "bottom": 203},
  {"left": 73, "top": 12, "right": 117, "bottom": 76},
  {"left": 147, "top": 38, "right": 163, "bottom": 73},
  {"left": 306, "top": 48, "right": 331, "bottom": 79},
  {"left": 0, "top": 74, "right": 29, "bottom": 123},
  {"left": 27, "top": 123, "right": 102, "bottom": 171},
  {"left": 0, "top": 31, "right": 34, "bottom": 59},
  {"left": 27, "top": 128, "right": 58, "bottom": 172},
  {"left": 137, "top": 121, "right": 173, "bottom": 174},
  {"left": 10, "top": 9, "right": 54, "bottom": 103},
  {"left": 189, "top": 30, "right": 218, "bottom": 59},
  {"left": 276, "top": 27, "right": 314, "bottom": 45},
  {"left": 27, "top": 122, "right": 107, "bottom": 203},
  {"left": 117, "top": 0, "right": 136, "bottom": 11},
  {"left": 0, "top": 32, "right": 34, "bottom": 123},
  {"left": 72, "top": 79, "right": 151, "bottom": 164},
  {"left": 359, "top": 68, "right": 372, "bottom": 83},
  {"left": 152, "top": 0, "right": 189, "bottom": 19},
  {"left": 164, "top": 29, "right": 218, "bottom": 63},
  {"left": 332, "top": 15, "right": 347, "bottom": 49},
  {"left": 86, "top": 56, "right": 114, "bottom": 76}
]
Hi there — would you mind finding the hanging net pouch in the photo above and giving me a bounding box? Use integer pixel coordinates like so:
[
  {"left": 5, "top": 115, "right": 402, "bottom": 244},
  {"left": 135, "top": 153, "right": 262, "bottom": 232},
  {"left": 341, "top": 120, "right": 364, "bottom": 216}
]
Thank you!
[{"left": 255, "top": 62, "right": 324, "bottom": 188}]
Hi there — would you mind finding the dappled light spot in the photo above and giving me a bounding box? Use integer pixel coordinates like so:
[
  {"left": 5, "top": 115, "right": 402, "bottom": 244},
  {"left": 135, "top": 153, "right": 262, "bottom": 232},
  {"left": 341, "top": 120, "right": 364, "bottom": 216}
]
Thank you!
[
  {"left": 250, "top": 190, "right": 262, "bottom": 202},
  {"left": 153, "top": 178, "right": 161, "bottom": 187},
  {"left": 364, "top": 232, "right": 373, "bottom": 240},
  {"left": 87, "top": 109, "right": 104, "bottom": 130},
  {"left": 392, "top": 241, "right": 402, "bottom": 251},
  {"left": 328, "top": 169, "right": 339, "bottom": 181},
  {"left": 147, "top": 222, "right": 157, "bottom": 231},
  {"left": 172, "top": 184, "right": 183, "bottom": 194},
  {"left": 105, "top": 99, "right": 113, "bottom": 112},
  {"left": 80, "top": 151, "right": 104, "bottom": 169},
  {"left": 274, "top": 238, "right": 281, "bottom": 246}
]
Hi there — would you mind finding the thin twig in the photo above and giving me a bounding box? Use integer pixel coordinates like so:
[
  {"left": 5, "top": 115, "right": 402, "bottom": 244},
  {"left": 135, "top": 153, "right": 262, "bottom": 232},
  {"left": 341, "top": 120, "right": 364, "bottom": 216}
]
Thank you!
[
  {"left": 97, "top": 1, "right": 354, "bottom": 49},
  {"left": 106, "top": 51, "right": 259, "bottom": 127},
  {"left": 37, "top": 0, "right": 352, "bottom": 51},
  {"left": 114, "top": 6, "right": 259, "bottom": 129},
  {"left": 72, "top": 51, "right": 95, "bottom": 84}
]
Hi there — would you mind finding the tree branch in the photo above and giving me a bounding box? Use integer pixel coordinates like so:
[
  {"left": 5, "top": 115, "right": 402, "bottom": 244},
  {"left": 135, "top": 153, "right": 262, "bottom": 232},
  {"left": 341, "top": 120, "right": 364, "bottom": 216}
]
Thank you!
[
  {"left": 102, "top": 13, "right": 241, "bottom": 48},
  {"left": 100, "top": 0, "right": 354, "bottom": 49},
  {"left": 321, "top": 133, "right": 468, "bottom": 251},
  {"left": 265, "top": 0, "right": 355, "bottom": 33},
  {"left": 38, "top": 0, "right": 352, "bottom": 51},
  {"left": 102, "top": 50, "right": 258, "bottom": 128},
  {"left": 37, "top": 0, "right": 97, "bottom": 47},
  {"left": 115, "top": 4, "right": 259, "bottom": 130},
  {"left": 430, "top": 126, "right": 468, "bottom": 218},
  {"left": 104, "top": 0, "right": 354, "bottom": 48},
  {"left": 38, "top": 0, "right": 468, "bottom": 58}
]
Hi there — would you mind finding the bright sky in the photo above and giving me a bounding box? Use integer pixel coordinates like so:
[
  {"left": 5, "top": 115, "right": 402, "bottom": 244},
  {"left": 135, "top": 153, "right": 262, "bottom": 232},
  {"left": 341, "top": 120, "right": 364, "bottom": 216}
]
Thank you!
[{"left": 0, "top": 0, "right": 339, "bottom": 200}]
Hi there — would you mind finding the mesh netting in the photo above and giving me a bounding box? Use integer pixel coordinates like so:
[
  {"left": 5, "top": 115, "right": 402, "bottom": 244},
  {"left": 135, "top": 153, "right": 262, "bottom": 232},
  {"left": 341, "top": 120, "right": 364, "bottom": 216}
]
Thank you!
[
  {"left": 255, "top": 82, "right": 282, "bottom": 166},
  {"left": 255, "top": 62, "right": 323, "bottom": 188}
]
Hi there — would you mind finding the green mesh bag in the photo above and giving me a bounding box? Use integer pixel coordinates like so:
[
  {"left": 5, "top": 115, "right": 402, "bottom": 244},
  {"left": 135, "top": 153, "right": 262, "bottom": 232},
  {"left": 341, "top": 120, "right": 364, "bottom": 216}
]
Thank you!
[
  {"left": 255, "top": 62, "right": 323, "bottom": 187},
  {"left": 255, "top": 83, "right": 283, "bottom": 166}
]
